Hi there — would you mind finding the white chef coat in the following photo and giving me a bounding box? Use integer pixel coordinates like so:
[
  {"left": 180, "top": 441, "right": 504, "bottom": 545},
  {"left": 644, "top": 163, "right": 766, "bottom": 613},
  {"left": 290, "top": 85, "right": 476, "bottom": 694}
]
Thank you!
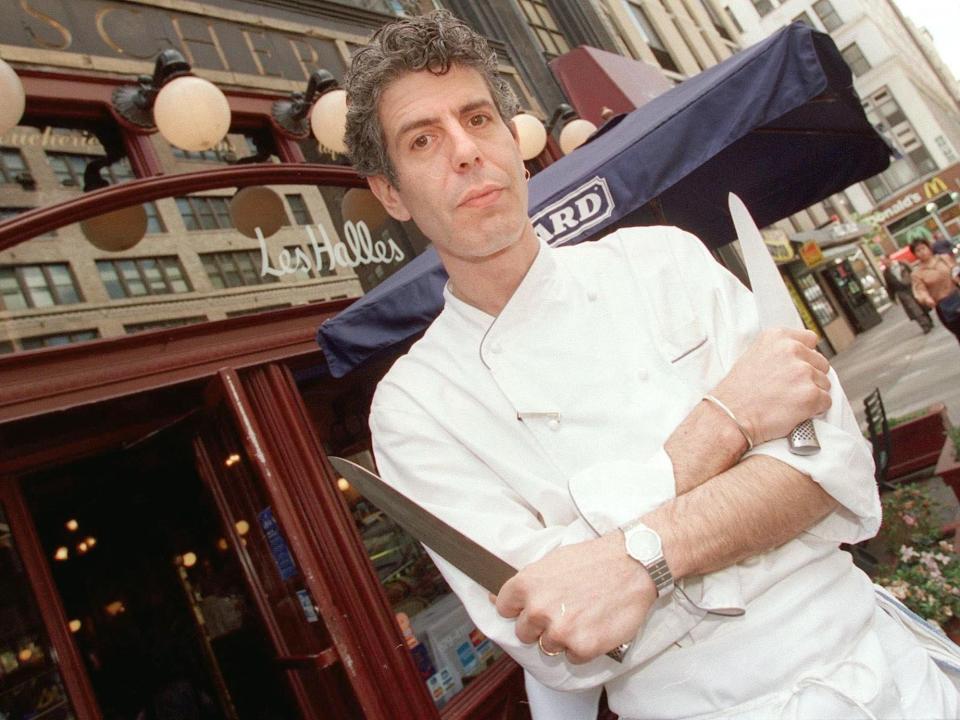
[{"left": 370, "top": 227, "right": 959, "bottom": 719}]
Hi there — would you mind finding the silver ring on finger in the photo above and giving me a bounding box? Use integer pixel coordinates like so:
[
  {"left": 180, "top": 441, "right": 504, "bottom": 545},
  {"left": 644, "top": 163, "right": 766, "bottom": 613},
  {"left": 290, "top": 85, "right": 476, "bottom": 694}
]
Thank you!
[{"left": 537, "top": 635, "right": 563, "bottom": 657}]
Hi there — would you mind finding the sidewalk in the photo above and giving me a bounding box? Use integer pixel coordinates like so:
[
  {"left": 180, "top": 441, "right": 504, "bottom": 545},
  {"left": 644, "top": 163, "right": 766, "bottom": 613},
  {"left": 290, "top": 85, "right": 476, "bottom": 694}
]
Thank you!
[
  {"left": 832, "top": 302, "right": 960, "bottom": 527},
  {"left": 832, "top": 303, "right": 960, "bottom": 427}
]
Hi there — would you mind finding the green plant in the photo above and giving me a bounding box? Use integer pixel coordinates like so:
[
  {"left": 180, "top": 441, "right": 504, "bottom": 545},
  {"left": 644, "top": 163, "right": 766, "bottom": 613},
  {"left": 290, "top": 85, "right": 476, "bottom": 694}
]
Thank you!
[
  {"left": 948, "top": 426, "right": 960, "bottom": 459},
  {"left": 886, "top": 406, "right": 935, "bottom": 429},
  {"left": 874, "top": 485, "right": 960, "bottom": 628}
]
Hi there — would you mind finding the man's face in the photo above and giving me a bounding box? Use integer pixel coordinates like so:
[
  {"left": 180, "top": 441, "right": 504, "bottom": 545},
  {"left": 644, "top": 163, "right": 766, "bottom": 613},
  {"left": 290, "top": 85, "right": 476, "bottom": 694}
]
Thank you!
[
  {"left": 915, "top": 243, "right": 933, "bottom": 261},
  {"left": 368, "top": 65, "right": 531, "bottom": 266}
]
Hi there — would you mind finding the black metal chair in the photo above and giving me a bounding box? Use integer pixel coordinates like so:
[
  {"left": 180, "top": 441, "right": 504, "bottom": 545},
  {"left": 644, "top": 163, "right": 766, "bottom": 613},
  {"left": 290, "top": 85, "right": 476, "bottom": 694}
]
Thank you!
[{"left": 863, "top": 387, "right": 893, "bottom": 492}]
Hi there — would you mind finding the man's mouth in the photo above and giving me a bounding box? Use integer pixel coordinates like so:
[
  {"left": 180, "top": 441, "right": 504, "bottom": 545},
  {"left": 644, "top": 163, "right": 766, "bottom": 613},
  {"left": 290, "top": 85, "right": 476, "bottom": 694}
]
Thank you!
[{"left": 459, "top": 185, "right": 503, "bottom": 209}]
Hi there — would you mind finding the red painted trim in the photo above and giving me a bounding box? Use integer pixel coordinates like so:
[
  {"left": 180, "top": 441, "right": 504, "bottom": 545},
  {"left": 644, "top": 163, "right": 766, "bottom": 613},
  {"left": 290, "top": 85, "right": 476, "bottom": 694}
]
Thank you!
[
  {"left": 0, "top": 164, "right": 365, "bottom": 251},
  {"left": 0, "top": 301, "right": 351, "bottom": 424},
  {"left": 0, "top": 481, "right": 103, "bottom": 719}
]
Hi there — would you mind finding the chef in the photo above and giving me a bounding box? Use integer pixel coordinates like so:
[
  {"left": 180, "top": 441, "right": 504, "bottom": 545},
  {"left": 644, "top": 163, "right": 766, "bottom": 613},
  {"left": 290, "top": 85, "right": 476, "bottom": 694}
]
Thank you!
[{"left": 344, "top": 10, "right": 960, "bottom": 719}]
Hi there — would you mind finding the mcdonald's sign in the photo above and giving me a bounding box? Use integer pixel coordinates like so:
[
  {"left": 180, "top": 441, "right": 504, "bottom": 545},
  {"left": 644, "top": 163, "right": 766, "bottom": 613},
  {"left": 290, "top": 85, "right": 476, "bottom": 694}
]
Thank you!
[{"left": 923, "top": 176, "right": 949, "bottom": 199}]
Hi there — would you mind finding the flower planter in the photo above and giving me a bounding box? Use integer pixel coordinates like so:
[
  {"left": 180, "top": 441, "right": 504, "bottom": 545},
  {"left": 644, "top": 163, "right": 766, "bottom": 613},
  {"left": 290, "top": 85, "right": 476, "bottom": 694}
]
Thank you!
[
  {"left": 888, "top": 403, "right": 950, "bottom": 481},
  {"left": 935, "top": 431, "right": 960, "bottom": 504}
]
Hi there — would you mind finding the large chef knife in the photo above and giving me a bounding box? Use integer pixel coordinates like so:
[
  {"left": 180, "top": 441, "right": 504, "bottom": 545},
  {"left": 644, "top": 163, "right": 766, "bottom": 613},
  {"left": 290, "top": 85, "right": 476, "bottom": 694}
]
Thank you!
[
  {"left": 729, "top": 193, "right": 820, "bottom": 455},
  {"left": 329, "top": 455, "right": 629, "bottom": 662}
]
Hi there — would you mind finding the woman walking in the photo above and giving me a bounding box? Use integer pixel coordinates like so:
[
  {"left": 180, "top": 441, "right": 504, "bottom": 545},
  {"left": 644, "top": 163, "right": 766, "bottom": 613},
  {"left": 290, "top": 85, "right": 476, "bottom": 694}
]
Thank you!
[{"left": 910, "top": 238, "right": 960, "bottom": 343}]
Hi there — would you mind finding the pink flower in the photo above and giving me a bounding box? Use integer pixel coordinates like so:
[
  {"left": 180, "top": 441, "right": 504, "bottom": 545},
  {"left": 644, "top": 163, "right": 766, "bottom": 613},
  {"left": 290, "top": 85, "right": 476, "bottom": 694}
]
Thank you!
[{"left": 902, "top": 514, "right": 917, "bottom": 527}]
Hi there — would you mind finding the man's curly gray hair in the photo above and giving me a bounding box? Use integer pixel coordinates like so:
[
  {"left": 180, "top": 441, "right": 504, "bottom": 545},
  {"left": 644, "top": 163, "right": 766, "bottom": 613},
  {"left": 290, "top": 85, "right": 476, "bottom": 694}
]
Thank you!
[{"left": 344, "top": 10, "right": 519, "bottom": 186}]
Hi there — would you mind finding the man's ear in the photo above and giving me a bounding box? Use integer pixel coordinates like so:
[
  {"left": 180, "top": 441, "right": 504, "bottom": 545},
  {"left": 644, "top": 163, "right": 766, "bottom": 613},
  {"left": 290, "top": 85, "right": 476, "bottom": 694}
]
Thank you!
[{"left": 368, "top": 175, "right": 412, "bottom": 222}]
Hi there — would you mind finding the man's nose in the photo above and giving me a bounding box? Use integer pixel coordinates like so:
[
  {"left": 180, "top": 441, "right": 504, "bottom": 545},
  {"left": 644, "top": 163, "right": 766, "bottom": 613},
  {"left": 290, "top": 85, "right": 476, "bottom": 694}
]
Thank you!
[{"left": 448, "top": 124, "right": 482, "bottom": 171}]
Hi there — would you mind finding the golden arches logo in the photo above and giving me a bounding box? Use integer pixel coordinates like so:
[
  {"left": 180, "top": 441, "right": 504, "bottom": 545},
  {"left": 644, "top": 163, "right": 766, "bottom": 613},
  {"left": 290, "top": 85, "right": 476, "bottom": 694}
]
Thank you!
[{"left": 923, "top": 176, "right": 948, "bottom": 198}]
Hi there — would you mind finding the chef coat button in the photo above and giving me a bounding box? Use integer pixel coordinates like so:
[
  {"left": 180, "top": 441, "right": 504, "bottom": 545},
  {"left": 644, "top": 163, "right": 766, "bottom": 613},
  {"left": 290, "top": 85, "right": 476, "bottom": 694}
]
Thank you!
[
  {"left": 547, "top": 418, "right": 560, "bottom": 431},
  {"left": 489, "top": 341, "right": 503, "bottom": 354},
  {"left": 636, "top": 368, "right": 647, "bottom": 382},
  {"left": 587, "top": 289, "right": 598, "bottom": 302}
]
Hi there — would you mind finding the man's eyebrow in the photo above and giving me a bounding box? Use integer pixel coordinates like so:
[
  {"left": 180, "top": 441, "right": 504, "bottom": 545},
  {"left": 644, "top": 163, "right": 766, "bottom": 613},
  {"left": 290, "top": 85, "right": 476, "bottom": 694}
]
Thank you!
[{"left": 395, "top": 99, "right": 497, "bottom": 142}]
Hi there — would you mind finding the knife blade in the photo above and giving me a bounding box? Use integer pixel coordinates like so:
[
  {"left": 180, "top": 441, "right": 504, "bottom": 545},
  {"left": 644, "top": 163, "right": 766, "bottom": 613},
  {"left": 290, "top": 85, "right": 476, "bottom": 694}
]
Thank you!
[
  {"left": 329, "top": 456, "right": 629, "bottom": 662},
  {"left": 728, "top": 193, "right": 820, "bottom": 455}
]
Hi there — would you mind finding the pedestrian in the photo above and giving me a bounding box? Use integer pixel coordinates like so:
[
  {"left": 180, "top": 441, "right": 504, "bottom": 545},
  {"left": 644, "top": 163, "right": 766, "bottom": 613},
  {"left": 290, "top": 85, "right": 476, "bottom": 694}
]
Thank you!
[
  {"left": 883, "top": 257, "right": 933, "bottom": 333},
  {"left": 345, "top": 11, "right": 960, "bottom": 719},
  {"left": 931, "top": 230, "right": 954, "bottom": 256},
  {"left": 911, "top": 238, "right": 960, "bottom": 344}
]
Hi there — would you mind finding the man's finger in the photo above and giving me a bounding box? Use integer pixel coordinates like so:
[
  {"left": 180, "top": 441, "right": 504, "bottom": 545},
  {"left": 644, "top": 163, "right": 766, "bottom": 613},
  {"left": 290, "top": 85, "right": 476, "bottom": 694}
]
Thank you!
[{"left": 514, "top": 609, "right": 545, "bottom": 645}]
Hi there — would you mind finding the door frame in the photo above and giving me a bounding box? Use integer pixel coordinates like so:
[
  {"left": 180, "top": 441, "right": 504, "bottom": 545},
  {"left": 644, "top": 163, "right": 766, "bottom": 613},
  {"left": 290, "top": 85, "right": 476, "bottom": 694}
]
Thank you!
[{"left": 0, "top": 479, "right": 101, "bottom": 719}]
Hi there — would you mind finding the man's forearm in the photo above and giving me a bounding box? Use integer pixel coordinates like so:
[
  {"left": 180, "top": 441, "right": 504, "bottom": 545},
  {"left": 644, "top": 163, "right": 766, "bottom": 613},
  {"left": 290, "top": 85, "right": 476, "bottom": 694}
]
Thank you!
[
  {"left": 644, "top": 454, "right": 838, "bottom": 580},
  {"left": 665, "top": 399, "right": 750, "bottom": 495}
]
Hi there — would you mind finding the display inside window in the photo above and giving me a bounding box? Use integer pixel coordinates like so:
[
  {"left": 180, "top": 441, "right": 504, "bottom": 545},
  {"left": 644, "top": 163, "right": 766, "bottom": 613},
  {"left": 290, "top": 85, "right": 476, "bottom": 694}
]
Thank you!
[
  {"left": 0, "top": 504, "right": 76, "bottom": 720},
  {"left": 848, "top": 249, "right": 890, "bottom": 311},
  {"left": 793, "top": 273, "right": 837, "bottom": 326},
  {"left": 340, "top": 450, "right": 503, "bottom": 709}
]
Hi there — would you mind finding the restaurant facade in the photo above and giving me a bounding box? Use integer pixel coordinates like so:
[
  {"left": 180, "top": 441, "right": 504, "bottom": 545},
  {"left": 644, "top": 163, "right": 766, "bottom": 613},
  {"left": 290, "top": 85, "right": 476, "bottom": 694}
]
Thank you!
[{"left": 0, "top": 1, "right": 569, "bottom": 718}]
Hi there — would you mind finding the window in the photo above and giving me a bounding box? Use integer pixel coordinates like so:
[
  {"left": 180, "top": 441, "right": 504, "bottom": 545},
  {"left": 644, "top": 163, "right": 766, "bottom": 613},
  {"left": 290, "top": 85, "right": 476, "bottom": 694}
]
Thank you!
[
  {"left": 812, "top": 0, "right": 842, "bottom": 32},
  {"left": 519, "top": 0, "right": 570, "bottom": 58},
  {"left": 725, "top": 6, "right": 744, "bottom": 33},
  {"left": 793, "top": 12, "right": 815, "bottom": 28},
  {"left": 19, "top": 330, "right": 96, "bottom": 351},
  {"left": 123, "top": 316, "right": 206, "bottom": 334},
  {"left": 283, "top": 246, "right": 334, "bottom": 279},
  {"left": 840, "top": 43, "right": 870, "bottom": 77},
  {"left": 285, "top": 194, "right": 312, "bottom": 225},
  {"left": 0, "top": 207, "right": 55, "bottom": 237},
  {"left": 20, "top": 329, "right": 99, "bottom": 350},
  {"left": 144, "top": 201, "right": 166, "bottom": 234},
  {"left": 96, "top": 257, "right": 191, "bottom": 299},
  {"left": 0, "top": 340, "right": 13, "bottom": 354},
  {"left": 628, "top": 4, "right": 681, "bottom": 73},
  {"left": 200, "top": 250, "right": 280, "bottom": 289},
  {"left": 46, "top": 153, "right": 135, "bottom": 188},
  {"left": 862, "top": 87, "right": 936, "bottom": 192},
  {"left": 699, "top": 0, "right": 732, "bottom": 40},
  {"left": 1, "top": 263, "right": 82, "bottom": 310},
  {"left": 171, "top": 146, "right": 230, "bottom": 162},
  {"left": 751, "top": 0, "right": 774, "bottom": 18},
  {"left": 176, "top": 196, "right": 233, "bottom": 231},
  {"left": 0, "top": 148, "right": 27, "bottom": 183}
]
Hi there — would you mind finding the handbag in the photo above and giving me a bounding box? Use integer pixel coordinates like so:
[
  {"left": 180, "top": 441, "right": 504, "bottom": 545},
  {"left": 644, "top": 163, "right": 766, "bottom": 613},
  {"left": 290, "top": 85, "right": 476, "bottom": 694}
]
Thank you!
[{"left": 938, "top": 289, "right": 960, "bottom": 324}]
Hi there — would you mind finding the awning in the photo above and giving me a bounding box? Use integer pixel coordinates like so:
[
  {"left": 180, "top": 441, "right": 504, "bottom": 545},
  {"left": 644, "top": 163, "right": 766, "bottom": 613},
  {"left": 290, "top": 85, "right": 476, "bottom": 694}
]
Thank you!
[{"left": 317, "top": 23, "right": 891, "bottom": 377}]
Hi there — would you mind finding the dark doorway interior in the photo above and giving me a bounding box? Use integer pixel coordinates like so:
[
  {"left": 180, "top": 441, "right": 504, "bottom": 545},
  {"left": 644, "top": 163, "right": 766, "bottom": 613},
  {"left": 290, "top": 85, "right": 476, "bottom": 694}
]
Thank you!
[{"left": 21, "top": 423, "right": 298, "bottom": 720}]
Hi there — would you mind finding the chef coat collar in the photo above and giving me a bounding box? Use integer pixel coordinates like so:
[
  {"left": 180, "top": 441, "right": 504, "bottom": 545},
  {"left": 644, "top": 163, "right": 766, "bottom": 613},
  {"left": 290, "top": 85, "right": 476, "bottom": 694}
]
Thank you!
[{"left": 442, "top": 238, "right": 561, "bottom": 330}]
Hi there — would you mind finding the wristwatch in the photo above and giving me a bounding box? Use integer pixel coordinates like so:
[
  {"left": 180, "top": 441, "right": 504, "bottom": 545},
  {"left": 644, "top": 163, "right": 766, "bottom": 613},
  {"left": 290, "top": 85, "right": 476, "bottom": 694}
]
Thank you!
[{"left": 620, "top": 518, "right": 674, "bottom": 598}]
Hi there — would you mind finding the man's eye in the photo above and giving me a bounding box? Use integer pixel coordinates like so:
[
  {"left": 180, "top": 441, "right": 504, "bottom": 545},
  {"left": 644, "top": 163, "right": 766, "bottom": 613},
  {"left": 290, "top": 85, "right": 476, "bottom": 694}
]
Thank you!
[
  {"left": 412, "top": 135, "right": 430, "bottom": 149},
  {"left": 470, "top": 114, "right": 489, "bottom": 127}
]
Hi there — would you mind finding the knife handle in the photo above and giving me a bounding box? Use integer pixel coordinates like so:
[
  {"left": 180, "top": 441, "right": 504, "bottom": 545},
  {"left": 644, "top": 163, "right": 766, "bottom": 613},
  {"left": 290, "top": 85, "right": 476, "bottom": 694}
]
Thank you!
[{"left": 788, "top": 419, "right": 820, "bottom": 455}]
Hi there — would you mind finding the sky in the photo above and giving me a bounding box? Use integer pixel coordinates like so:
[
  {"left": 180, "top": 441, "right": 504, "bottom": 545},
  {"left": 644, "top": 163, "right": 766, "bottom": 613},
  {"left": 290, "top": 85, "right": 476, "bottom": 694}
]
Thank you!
[{"left": 895, "top": 0, "right": 960, "bottom": 82}]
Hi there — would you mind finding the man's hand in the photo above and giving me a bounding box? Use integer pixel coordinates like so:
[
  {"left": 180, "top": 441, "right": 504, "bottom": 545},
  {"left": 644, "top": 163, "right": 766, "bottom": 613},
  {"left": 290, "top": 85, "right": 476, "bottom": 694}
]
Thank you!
[
  {"left": 710, "top": 328, "right": 831, "bottom": 446},
  {"left": 493, "top": 532, "right": 655, "bottom": 664}
]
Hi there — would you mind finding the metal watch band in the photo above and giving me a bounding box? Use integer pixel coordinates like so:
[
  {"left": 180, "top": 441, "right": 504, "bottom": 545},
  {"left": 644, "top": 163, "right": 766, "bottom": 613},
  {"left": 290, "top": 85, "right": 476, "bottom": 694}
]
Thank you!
[{"left": 645, "top": 556, "right": 674, "bottom": 597}]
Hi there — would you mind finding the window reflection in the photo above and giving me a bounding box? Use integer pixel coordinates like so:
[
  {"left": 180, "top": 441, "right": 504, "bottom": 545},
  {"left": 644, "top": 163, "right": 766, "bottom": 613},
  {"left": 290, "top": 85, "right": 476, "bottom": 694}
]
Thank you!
[{"left": 339, "top": 450, "right": 503, "bottom": 709}]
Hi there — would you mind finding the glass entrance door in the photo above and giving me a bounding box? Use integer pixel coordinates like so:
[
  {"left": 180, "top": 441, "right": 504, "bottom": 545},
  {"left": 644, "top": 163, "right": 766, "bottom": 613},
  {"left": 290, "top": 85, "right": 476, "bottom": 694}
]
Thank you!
[{"left": 194, "top": 376, "right": 363, "bottom": 720}]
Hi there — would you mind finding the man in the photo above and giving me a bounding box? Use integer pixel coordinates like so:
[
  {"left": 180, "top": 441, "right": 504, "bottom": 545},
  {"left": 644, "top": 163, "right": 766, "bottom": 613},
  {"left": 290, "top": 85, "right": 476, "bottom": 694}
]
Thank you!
[{"left": 345, "top": 10, "right": 960, "bottom": 719}]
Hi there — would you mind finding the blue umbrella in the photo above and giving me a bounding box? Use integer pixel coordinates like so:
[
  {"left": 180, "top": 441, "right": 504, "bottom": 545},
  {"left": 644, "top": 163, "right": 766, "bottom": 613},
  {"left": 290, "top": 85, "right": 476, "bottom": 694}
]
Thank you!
[{"left": 317, "top": 23, "right": 890, "bottom": 377}]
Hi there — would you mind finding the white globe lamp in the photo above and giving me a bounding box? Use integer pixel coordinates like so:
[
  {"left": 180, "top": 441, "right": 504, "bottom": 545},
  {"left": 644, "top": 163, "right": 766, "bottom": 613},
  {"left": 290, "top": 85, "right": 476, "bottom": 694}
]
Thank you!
[
  {"left": 310, "top": 89, "right": 348, "bottom": 154},
  {"left": 0, "top": 58, "right": 25, "bottom": 135},
  {"left": 511, "top": 113, "right": 547, "bottom": 160},
  {"left": 154, "top": 75, "right": 231, "bottom": 152},
  {"left": 559, "top": 118, "right": 597, "bottom": 155}
]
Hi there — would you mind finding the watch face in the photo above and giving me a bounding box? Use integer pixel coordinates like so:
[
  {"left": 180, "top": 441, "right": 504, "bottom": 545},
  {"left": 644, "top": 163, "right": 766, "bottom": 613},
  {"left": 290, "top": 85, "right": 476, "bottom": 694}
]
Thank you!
[{"left": 626, "top": 528, "right": 662, "bottom": 563}]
